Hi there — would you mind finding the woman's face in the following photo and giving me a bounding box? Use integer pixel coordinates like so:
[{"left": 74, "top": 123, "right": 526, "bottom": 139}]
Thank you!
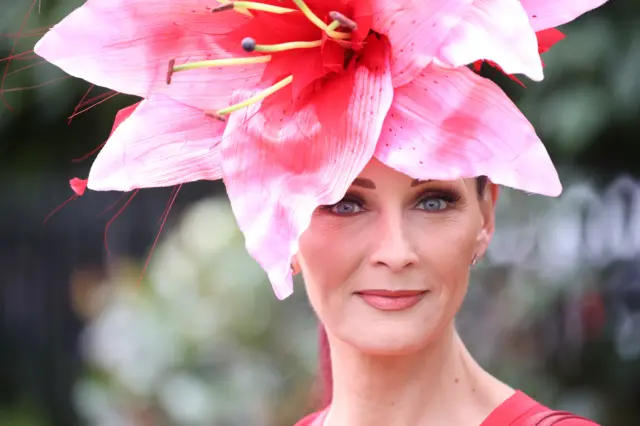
[{"left": 296, "top": 159, "right": 498, "bottom": 355}]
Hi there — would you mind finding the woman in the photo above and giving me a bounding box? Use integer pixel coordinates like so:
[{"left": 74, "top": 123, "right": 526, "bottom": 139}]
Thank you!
[
  {"left": 31, "top": 0, "right": 609, "bottom": 424},
  {"left": 293, "top": 161, "right": 597, "bottom": 425}
]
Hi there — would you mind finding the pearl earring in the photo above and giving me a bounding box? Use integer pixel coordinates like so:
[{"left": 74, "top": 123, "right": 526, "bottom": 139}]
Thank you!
[{"left": 471, "top": 255, "right": 478, "bottom": 267}]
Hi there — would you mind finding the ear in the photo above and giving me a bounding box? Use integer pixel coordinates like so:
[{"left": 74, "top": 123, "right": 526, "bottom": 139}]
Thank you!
[
  {"left": 475, "top": 181, "right": 499, "bottom": 259},
  {"left": 291, "top": 255, "right": 301, "bottom": 275}
]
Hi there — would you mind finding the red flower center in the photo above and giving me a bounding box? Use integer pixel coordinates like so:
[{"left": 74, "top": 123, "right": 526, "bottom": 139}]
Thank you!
[{"left": 165, "top": 0, "right": 376, "bottom": 120}]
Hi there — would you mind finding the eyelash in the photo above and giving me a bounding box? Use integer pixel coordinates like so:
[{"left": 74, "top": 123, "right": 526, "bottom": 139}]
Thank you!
[{"left": 320, "top": 189, "right": 462, "bottom": 215}]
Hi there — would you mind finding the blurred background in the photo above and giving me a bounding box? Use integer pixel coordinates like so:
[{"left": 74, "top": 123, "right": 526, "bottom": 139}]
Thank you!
[{"left": 1, "top": 0, "right": 639, "bottom": 425}]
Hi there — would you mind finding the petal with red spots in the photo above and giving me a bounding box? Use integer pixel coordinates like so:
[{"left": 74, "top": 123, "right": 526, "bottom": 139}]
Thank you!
[
  {"left": 521, "top": 0, "right": 609, "bottom": 32},
  {"left": 375, "top": 64, "right": 561, "bottom": 197}
]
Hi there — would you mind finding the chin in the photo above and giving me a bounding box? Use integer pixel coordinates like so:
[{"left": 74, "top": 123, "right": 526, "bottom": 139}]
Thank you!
[{"left": 341, "top": 314, "right": 443, "bottom": 356}]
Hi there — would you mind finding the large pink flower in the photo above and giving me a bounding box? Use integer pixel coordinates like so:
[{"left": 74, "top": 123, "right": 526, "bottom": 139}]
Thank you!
[{"left": 35, "top": 0, "right": 608, "bottom": 298}]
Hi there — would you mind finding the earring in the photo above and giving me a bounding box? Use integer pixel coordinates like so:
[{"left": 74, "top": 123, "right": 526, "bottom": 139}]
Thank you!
[{"left": 471, "top": 255, "right": 478, "bottom": 267}]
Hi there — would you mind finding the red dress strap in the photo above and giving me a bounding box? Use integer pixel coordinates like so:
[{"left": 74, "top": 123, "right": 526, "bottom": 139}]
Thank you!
[
  {"left": 481, "top": 391, "right": 541, "bottom": 425},
  {"left": 521, "top": 410, "right": 599, "bottom": 426},
  {"left": 481, "top": 391, "right": 599, "bottom": 426}
]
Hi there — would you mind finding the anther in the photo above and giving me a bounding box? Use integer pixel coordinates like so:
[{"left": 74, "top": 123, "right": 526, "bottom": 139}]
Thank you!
[
  {"left": 166, "top": 58, "right": 176, "bottom": 85},
  {"left": 242, "top": 37, "right": 257, "bottom": 53},
  {"left": 205, "top": 111, "right": 227, "bottom": 122},
  {"left": 211, "top": 3, "right": 234, "bottom": 12},
  {"left": 291, "top": 0, "right": 350, "bottom": 40},
  {"left": 328, "top": 11, "right": 358, "bottom": 31}
]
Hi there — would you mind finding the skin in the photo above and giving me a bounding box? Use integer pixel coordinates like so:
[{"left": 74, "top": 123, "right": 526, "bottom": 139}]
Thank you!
[{"left": 293, "top": 159, "right": 513, "bottom": 426}]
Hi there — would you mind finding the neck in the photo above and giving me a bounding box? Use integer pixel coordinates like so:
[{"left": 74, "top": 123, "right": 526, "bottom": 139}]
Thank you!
[{"left": 324, "top": 326, "right": 513, "bottom": 426}]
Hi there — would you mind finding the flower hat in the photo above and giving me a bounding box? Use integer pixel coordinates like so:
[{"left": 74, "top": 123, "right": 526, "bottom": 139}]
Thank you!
[{"left": 35, "top": 0, "right": 609, "bottom": 298}]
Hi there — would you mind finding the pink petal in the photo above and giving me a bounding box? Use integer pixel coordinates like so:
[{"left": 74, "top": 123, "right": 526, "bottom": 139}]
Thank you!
[
  {"left": 371, "top": 0, "right": 469, "bottom": 86},
  {"left": 374, "top": 64, "right": 561, "bottom": 197},
  {"left": 221, "top": 38, "right": 394, "bottom": 299},
  {"left": 35, "top": 0, "right": 265, "bottom": 111},
  {"left": 437, "top": 0, "right": 543, "bottom": 81},
  {"left": 88, "top": 95, "right": 225, "bottom": 192},
  {"left": 109, "top": 102, "right": 140, "bottom": 136},
  {"left": 521, "top": 0, "right": 609, "bottom": 31},
  {"left": 372, "top": 0, "right": 542, "bottom": 85}
]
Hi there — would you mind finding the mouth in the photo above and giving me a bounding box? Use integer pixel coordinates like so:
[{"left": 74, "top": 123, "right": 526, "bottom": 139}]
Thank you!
[{"left": 355, "top": 290, "right": 428, "bottom": 311}]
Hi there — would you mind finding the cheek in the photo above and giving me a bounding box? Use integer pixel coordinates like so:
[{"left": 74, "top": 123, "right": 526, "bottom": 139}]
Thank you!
[
  {"left": 408, "top": 213, "right": 479, "bottom": 323},
  {"left": 297, "top": 215, "right": 371, "bottom": 312},
  {"left": 418, "top": 216, "right": 478, "bottom": 279}
]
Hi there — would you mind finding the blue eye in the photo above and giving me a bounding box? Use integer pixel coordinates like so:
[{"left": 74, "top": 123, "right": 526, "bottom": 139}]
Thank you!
[
  {"left": 418, "top": 197, "right": 449, "bottom": 212},
  {"left": 330, "top": 200, "right": 363, "bottom": 215}
]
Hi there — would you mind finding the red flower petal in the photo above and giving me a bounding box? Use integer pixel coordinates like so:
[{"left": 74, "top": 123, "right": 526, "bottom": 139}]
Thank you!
[
  {"left": 537, "top": 28, "right": 566, "bottom": 54},
  {"left": 69, "top": 178, "right": 88, "bottom": 196}
]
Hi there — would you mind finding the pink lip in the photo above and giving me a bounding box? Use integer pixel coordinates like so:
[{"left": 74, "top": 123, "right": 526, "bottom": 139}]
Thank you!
[{"left": 356, "top": 290, "right": 428, "bottom": 311}]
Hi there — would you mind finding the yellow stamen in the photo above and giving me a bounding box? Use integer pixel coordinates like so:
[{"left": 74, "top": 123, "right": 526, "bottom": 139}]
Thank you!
[
  {"left": 291, "top": 0, "right": 350, "bottom": 40},
  {"left": 172, "top": 55, "right": 271, "bottom": 73},
  {"left": 326, "top": 27, "right": 350, "bottom": 40},
  {"left": 212, "top": 1, "right": 296, "bottom": 14},
  {"left": 249, "top": 40, "right": 322, "bottom": 53},
  {"left": 167, "top": 55, "right": 271, "bottom": 84},
  {"left": 214, "top": 75, "right": 293, "bottom": 117},
  {"left": 327, "top": 20, "right": 340, "bottom": 32}
]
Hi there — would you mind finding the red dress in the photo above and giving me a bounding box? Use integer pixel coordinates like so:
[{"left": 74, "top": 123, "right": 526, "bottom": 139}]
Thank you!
[{"left": 294, "top": 391, "right": 599, "bottom": 426}]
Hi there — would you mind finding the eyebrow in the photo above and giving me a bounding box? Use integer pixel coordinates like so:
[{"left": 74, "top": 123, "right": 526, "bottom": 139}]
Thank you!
[
  {"left": 410, "top": 179, "right": 432, "bottom": 187},
  {"left": 350, "top": 178, "right": 434, "bottom": 189},
  {"left": 351, "top": 178, "right": 376, "bottom": 189}
]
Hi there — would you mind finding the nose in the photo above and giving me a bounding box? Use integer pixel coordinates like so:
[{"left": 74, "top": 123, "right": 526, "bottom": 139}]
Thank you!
[{"left": 369, "top": 211, "right": 419, "bottom": 272}]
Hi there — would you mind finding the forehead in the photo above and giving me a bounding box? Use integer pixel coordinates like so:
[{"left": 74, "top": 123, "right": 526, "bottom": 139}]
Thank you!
[
  {"left": 355, "top": 158, "right": 474, "bottom": 190},
  {"left": 356, "top": 158, "right": 411, "bottom": 183}
]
